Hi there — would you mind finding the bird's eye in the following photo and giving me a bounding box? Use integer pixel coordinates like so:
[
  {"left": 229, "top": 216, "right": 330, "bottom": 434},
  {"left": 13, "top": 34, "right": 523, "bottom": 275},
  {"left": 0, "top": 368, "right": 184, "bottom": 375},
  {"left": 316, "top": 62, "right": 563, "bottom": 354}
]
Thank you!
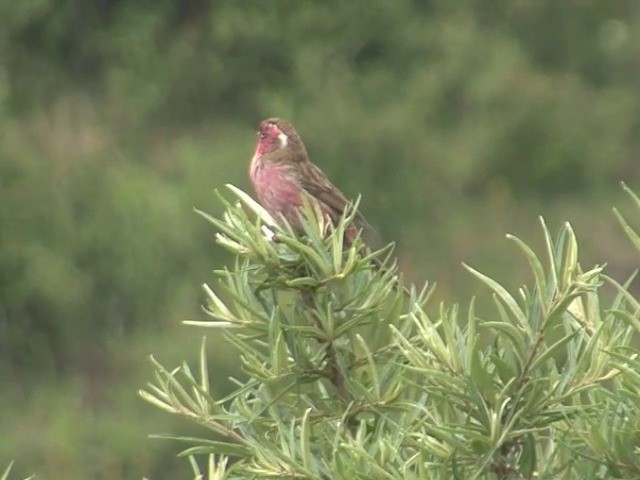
[{"left": 259, "top": 131, "right": 267, "bottom": 140}]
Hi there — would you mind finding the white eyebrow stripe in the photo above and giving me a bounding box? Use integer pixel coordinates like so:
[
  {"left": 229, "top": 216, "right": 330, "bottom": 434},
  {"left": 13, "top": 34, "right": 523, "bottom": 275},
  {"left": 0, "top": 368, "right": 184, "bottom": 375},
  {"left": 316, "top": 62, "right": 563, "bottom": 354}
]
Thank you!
[{"left": 278, "top": 132, "right": 288, "bottom": 147}]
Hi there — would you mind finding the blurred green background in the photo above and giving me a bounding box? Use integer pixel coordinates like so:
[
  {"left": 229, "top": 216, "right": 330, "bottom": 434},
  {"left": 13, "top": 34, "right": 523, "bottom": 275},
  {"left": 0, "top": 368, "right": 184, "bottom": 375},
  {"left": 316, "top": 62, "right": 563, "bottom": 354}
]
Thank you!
[{"left": 2, "top": 1, "right": 640, "bottom": 478}]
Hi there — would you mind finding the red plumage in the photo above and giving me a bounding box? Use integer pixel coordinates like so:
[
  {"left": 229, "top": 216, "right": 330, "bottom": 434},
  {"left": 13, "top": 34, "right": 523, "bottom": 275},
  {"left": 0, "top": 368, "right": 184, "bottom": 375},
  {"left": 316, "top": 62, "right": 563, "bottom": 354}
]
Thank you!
[{"left": 249, "top": 118, "right": 366, "bottom": 242}]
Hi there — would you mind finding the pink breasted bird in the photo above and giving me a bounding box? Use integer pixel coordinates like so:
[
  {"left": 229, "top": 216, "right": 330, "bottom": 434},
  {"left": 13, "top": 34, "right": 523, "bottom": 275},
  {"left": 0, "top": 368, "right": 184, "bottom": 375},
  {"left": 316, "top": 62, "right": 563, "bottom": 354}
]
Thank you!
[{"left": 249, "top": 118, "right": 366, "bottom": 242}]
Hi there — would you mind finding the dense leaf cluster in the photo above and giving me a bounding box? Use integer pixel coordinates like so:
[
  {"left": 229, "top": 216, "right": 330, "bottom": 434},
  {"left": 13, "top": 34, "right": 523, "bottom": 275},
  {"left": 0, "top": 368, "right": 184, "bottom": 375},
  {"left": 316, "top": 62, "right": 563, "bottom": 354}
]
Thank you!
[{"left": 143, "top": 186, "right": 640, "bottom": 479}]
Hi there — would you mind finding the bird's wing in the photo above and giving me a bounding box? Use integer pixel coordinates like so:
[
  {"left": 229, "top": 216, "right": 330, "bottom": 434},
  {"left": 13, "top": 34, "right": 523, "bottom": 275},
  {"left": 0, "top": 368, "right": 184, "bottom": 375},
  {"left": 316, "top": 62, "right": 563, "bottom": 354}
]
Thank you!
[{"left": 299, "top": 162, "right": 369, "bottom": 228}]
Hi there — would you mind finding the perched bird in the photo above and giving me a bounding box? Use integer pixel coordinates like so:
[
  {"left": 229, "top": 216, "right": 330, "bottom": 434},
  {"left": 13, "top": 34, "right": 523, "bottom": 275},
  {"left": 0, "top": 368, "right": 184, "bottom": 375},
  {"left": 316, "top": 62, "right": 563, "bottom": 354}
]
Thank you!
[
  {"left": 249, "top": 118, "right": 408, "bottom": 299},
  {"left": 249, "top": 118, "right": 366, "bottom": 241}
]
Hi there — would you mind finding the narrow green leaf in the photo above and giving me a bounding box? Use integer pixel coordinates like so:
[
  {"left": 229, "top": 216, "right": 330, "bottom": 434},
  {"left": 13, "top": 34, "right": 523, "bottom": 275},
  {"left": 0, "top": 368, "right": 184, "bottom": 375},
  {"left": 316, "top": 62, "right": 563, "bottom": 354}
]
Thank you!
[
  {"left": 480, "top": 321, "right": 525, "bottom": 367},
  {"left": 1, "top": 462, "right": 14, "bottom": 480},
  {"left": 202, "top": 283, "right": 236, "bottom": 322},
  {"left": 539, "top": 217, "right": 559, "bottom": 292},
  {"left": 226, "top": 183, "right": 277, "bottom": 226},
  {"left": 356, "top": 334, "right": 381, "bottom": 400},
  {"left": 464, "top": 264, "right": 528, "bottom": 331},
  {"left": 507, "top": 234, "right": 548, "bottom": 306},
  {"left": 139, "top": 389, "right": 177, "bottom": 413},
  {"left": 300, "top": 408, "right": 312, "bottom": 471},
  {"left": 528, "top": 330, "right": 579, "bottom": 373},
  {"left": 179, "top": 443, "right": 251, "bottom": 457}
]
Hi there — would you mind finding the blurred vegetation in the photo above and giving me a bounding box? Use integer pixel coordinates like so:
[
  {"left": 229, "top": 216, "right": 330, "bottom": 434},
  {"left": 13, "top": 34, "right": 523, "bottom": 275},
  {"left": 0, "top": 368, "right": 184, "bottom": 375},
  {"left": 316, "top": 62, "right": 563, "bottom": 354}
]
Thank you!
[{"left": 1, "top": 1, "right": 639, "bottom": 478}]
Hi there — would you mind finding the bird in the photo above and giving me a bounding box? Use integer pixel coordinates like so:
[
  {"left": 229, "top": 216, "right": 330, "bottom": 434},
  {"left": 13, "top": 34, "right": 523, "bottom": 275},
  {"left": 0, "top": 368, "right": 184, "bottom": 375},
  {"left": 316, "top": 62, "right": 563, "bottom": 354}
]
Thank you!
[{"left": 249, "top": 117, "right": 367, "bottom": 243}]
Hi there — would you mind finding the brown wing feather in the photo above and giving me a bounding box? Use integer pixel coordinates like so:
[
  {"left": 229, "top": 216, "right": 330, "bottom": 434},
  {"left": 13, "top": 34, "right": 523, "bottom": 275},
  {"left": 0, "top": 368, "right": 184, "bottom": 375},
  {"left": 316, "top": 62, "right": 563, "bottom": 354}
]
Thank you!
[{"left": 299, "top": 161, "right": 369, "bottom": 228}]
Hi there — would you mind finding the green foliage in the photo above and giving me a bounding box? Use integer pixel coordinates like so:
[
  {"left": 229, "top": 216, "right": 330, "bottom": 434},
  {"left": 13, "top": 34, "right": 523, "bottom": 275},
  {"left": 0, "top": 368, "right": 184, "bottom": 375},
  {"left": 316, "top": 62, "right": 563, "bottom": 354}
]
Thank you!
[
  {"left": 614, "top": 182, "right": 640, "bottom": 254},
  {"left": 0, "top": 112, "right": 219, "bottom": 374},
  {"left": 143, "top": 186, "right": 640, "bottom": 479}
]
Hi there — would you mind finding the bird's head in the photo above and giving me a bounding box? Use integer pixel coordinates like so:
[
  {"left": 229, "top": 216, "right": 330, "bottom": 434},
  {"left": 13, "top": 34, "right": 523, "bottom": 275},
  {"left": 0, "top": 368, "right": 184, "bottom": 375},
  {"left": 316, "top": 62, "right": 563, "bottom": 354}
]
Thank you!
[{"left": 252, "top": 118, "right": 307, "bottom": 164}]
